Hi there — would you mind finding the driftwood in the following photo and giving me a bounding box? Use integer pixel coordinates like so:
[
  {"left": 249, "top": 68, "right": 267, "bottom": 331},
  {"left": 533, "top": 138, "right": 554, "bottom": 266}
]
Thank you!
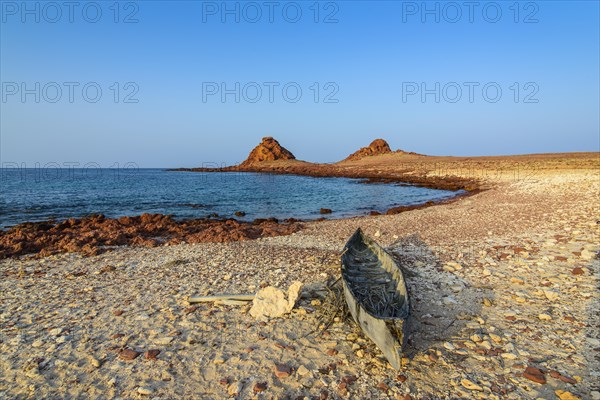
[{"left": 188, "top": 294, "right": 255, "bottom": 304}]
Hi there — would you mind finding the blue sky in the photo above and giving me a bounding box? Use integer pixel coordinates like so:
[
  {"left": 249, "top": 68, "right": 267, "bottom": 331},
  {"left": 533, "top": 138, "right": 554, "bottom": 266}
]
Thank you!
[{"left": 1, "top": 1, "right": 599, "bottom": 167}]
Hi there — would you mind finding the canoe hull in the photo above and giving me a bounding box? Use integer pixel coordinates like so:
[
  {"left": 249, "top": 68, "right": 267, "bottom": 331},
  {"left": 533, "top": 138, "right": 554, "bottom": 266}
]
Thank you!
[{"left": 341, "top": 228, "right": 409, "bottom": 370}]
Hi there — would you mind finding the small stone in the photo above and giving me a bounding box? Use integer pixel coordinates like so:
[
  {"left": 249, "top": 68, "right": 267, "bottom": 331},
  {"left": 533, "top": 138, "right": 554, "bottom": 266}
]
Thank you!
[
  {"left": 49, "top": 328, "right": 62, "bottom": 336},
  {"left": 538, "top": 313, "right": 552, "bottom": 321},
  {"left": 90, "top": 357, "right": 102, "bottom": 368},
  {"left": 443, "top": 265, "right": 455, "bottom": 273},
  {"left": 119, "top": 349, "right": 140, "bottom": 361},
  {"left": 555, "top": 390, "right": 580, "bottom": 400},
  {"left": 311, "top": 299, "right": 322, "bottom": 306},
  {"left": 543, "top": 290, "right": 559, "bottom": 301},
  {"left": 111, "top": 333, "right": 125, "bottom": 339},
  {"left": 550, "top": 370, "right": 577, "bottom": 384},
  {"left": 253, "top": 382, "right": 267, "bottom": 393},
  {"left": 326, "top": 349, "right": 338, "bottom": 356},
  {"left": 297, "top": 365, "right": 310, "bottom": 376},
  {"left": 355, "top": 349, "right": 364, "bottom": 358},
  {"left": 219, "top": 377, "right": 229, "bottom": 386},
  {"left": 274, "top": 363, "right": 292, "bottom": 378},
  {"left": 32, "top": 340, "right": 44, "bottom": 348},
  {"left": 213, "top": 355, "right": 226, "bottom": 365},
  {"left": 153, "top": 337, "right": 173, "bottom": 345},
  {"left": 342, "top": 375, "right": 358, "bottom": 385},
  {"left": 489, "top": 333, "right": 502, "bottom": 343},
  {"left": 137, "top": 387, "right": 153, "bottom": 395},
  {"left": 377, "top": 382, "right": 390, "bottom": 391},
  {"left": 113, "top": 310, "right": 124, "bottom": 316},
  {"left": 571, "top": 267, "right": 584, "bottom": 275},
  {"left": 523, "top": 366, "right": 546, "bottom": 384},
  {"left": 483, "top": 298, "right": 493, "bottom": 307},
  {"left": 510, "top": 277, "right": 524, "bottom": 285},
  {"left": 443, "top": 342, "right": 456, "bottom": 351},
  {"left": 227, "top": 382, "right": 241, "bottom": 396},
  {"left": 470, "top": 334, "right": 483, "bottom": 343},
  {"left": 461, "top": 379, "right": 483, "bottom": 391},
  {"left": 396, "top": 375, "right": 407, "bottom": 382},
  {"left": 145, "top": 349, "right": 160, "bottom": 360}
]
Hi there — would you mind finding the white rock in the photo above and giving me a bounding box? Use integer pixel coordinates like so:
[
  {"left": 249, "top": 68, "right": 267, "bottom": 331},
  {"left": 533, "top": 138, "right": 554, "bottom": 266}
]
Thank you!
[
  {"left": 249, "top": 281, "right": 303, "bottom": 320},
  {"left": 543, "top": 290, "right": 560, "bottom": 301},
  {"left": 137, "top": 387, "right": 153, "bottom": 395},
  {"left": 153, "top": 337, "right": 173, "bottom": 345},
  {"left": 49, "top": 328, "right": 62, "bottom": 336},
  {"left": 538, "top": 313, "right": 552, "bottom": 321}
]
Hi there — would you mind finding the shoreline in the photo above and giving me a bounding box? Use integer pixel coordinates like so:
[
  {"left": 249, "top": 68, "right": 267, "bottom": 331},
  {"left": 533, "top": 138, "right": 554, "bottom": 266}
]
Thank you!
[{"left": 0, "top": 183, "right": 469, "bottom": 260}]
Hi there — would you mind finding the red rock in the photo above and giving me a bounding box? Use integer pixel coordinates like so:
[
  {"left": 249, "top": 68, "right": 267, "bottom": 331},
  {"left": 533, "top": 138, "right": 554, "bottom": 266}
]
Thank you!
[
  {"left": 0, "top": 213, "right": 301, "bottom": 259},
  {"left": 326, "top": 349, "right": 338, "bottom": 356},
  {"left": 369, "top": 211, "right": 381, "bottom": 216},
  {"left": 240, "top": 137, "right": 296, "bottom": 167},
  {"left": 320, "top": 390, "right": 329, "bottom": 400},
  {"left": 523, "top": 366, "right": 546, "bottom": 384},
  {"left": 396, "top": 374, "right": 407, "bottom": 382},
  {"left": 549, "top": 370, "right": 577, "bottom": 384},
  {"left": 253, "top": 382, "right": 267, "bottom": 393},
  {"left": 320, "top": 208, "right": 333, "bottom": 214},
  {"left": 184, "top": 306, "right": 198, "bottom": 314},
  {"left": 342, "top": 375, "right": 358, "bottom": 385},
  {"left": 145, "top": 349, "right": 160, "bottom": 360},
  {"left": 113, "top": 310, "right": 124, "bottom": 316},
  {"left": 219, "top": 377, "right": 229, "bottom": 386},
  {"left": 273, "top": 363, "right": 292, "bottom": 378},
  {"left": 111, "top": 333, "right": 125, "bottom": 339},
  {"left": 555, "top": 256, "right": 568, "bottom": 261},
  {"left": 344, "top": 139, "right": 393, "bottom": 161},
  {"left": 377, "top": 382, "right": 390, "bottom": 391},
  {"left": 571, "top": 267, "right": 584, "bottom": 275},
  {"left": 119, "top": 349, "right": 140, "bottom": 361}
]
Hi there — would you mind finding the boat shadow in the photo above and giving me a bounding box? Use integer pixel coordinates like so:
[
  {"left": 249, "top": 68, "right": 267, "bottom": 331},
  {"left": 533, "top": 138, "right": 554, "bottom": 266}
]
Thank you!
[{"left": 387, "top": 234, "right": 493, "bottom": 358}]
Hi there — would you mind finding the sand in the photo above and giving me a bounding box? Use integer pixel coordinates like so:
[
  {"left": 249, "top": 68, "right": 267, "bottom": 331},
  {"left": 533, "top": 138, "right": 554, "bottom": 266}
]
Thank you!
[{"left": 1, "top": 154, "right": 599, "bottom": 399}]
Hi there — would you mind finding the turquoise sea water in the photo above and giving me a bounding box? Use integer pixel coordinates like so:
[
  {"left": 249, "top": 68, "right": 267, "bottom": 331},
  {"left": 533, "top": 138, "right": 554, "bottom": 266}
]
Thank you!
[{"left": 0, "top": 169, "right": 461, "bottom": 228}]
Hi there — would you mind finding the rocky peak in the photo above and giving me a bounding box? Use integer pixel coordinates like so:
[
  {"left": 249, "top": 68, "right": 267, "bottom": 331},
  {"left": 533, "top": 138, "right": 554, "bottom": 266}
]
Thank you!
[
  {"left": 240, "top": 137, "right": 296, "bottom": 166},
  {"left": 344, "top": 139, "right": 393, "bottom": 161}
]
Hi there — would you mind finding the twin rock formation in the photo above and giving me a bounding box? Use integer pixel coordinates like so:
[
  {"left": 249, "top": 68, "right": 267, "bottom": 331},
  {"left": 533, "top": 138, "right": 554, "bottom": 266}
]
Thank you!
[{"left": 241, "top": 136, "right": 395, "bottom": 166}]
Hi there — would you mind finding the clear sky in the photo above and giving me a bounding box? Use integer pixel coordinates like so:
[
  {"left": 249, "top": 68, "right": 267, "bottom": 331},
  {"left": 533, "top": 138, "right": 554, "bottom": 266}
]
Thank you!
[{"left": 1, "top": 1, "right": 599, "bottom": 167}]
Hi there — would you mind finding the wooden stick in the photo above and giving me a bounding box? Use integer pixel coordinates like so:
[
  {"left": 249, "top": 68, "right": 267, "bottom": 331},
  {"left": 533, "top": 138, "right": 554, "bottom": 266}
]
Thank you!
[{"left": 188, "top": 294, "right": 255, "bottom": 303}]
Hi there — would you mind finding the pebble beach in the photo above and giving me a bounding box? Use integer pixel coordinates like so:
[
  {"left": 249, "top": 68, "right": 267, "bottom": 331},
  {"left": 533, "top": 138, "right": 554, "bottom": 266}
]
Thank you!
[{"left": 1, "top": 154, "right": 599, "bottom": 399}]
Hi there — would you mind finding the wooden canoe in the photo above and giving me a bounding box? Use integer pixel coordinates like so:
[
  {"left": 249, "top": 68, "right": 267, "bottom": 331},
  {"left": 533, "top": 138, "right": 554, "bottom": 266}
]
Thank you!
[{"left": 341, "top": 228, "right": 410, "bottom": 370}]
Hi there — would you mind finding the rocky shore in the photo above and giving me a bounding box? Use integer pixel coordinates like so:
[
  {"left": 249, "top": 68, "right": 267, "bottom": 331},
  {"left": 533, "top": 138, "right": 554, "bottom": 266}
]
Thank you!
[{"left": 1, "top": 145, "right": 599, "bottom": 399}]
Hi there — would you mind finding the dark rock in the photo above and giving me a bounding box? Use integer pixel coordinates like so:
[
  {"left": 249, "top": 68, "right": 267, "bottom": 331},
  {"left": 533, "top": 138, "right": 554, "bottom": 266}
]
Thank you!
[
  {"left": 119, "top": 349, "right": 140, "bottom": 361},
  {"left": 523, "top": 366, "right": 546, "bottom": 384}
]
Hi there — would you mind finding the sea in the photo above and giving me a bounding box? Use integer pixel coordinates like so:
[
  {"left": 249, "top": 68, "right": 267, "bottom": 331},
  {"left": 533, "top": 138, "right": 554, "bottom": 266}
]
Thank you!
[{"left": 0, "top": 168, "right": 462, "bottom": 229}]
